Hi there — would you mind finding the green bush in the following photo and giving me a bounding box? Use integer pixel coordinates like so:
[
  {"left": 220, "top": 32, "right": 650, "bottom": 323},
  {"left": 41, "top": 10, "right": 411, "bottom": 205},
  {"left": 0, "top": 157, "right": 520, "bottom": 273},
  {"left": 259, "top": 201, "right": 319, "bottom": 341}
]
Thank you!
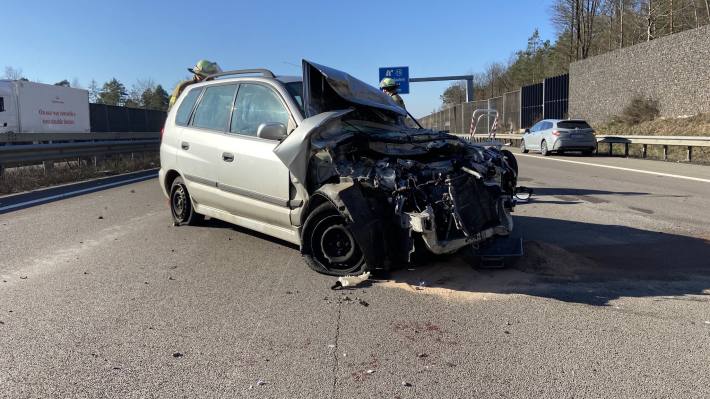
[{"left": 615, "top": 96, "right": 660, "bottom": 125}]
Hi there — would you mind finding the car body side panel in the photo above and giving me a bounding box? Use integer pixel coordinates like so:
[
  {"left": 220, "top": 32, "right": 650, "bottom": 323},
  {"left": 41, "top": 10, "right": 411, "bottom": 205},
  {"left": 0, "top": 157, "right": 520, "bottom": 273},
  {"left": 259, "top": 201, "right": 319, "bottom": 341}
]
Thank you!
[
  {"left": 176, "top": 128, "right": 223, "bottom": 208},
  {"left": 217, "top": 134, "right": 293, "bottom": 229}
]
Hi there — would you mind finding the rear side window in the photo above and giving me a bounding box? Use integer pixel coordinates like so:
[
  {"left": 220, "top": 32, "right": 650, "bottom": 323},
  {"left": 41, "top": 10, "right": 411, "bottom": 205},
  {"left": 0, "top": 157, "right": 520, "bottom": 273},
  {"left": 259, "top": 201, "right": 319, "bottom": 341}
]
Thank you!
[
  {"left": 557, "top": 120, "right": 591, "bottom": 129},
  {"left": 230, "top": 84, "right": 290, "bottom": 136},
  {"left": 175, "top": 88, "right": 201, "bottom": 126},
  {"left": 543, "top": 121, "right": 553, "bottom": 130},
  {"left": 0, "top": 97, "right": 4, "bottom": 112},
  {"left": 191, "top": 84, "right": 238, "bottom": 131}
]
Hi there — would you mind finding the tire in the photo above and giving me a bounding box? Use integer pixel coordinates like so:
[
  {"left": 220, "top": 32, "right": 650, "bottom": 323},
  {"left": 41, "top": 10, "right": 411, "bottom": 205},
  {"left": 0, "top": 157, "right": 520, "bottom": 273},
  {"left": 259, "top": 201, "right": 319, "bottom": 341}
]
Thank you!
[
  {"left": 520, "top": 139, "right": 529, "bottom": 153},
  {"left": 500, "top": 149, "right": 518, "bottom": 175},
  {"left": 302, "top": 202, "right": 368, "bottom": 276},
  {"left": 170, "top": 177, "right": 203, "bottom": 226},
  {"left": 540, "top": 140, "right": 550, "bottom": 156}
]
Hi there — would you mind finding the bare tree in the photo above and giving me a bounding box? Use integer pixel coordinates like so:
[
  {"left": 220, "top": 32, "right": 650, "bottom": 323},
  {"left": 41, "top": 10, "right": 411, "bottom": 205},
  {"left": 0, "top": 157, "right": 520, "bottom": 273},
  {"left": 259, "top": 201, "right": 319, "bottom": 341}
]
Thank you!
[
  {"left": 3, "top": 66, "right": 23, "bottom": 80},
  {"left": 87, "top": 79, "right": 100, "bottom": 103}
]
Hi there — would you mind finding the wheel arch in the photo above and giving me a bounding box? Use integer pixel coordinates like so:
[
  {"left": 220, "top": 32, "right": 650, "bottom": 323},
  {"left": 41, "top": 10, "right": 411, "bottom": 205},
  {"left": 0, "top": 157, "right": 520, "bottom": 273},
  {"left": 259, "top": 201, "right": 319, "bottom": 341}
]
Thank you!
[{"left": 164, "top": 169, "right": 182, "bottom": 194}]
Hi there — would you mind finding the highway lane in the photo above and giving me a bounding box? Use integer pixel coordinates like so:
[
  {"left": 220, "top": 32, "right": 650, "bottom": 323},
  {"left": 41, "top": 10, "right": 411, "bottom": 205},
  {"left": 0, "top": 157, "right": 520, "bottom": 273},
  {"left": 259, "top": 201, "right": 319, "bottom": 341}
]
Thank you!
[{"left": 1, "top": 154, "right": 710, "bottom": 398}]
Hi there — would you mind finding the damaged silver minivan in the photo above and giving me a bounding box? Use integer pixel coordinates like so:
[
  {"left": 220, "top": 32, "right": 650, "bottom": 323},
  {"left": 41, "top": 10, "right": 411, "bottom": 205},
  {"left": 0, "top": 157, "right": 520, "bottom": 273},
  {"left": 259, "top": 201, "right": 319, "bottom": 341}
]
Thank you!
[{"left": 159, "top": 60, "right": 521, "bottom": 276}]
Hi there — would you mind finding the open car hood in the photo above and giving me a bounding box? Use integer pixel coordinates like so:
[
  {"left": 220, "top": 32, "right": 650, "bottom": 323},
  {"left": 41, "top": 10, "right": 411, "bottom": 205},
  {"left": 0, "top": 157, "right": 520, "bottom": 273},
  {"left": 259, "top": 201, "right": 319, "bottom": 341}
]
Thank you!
[{"left": 302, "top": 60, "right": 407, "bottom": 118}]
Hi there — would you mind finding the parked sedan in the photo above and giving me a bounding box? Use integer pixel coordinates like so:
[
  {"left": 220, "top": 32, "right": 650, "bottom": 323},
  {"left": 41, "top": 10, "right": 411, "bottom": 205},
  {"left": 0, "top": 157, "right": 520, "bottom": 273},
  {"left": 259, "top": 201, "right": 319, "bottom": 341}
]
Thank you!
[{"left": 520, "top": 119, "right": 597, "bottom": 156}]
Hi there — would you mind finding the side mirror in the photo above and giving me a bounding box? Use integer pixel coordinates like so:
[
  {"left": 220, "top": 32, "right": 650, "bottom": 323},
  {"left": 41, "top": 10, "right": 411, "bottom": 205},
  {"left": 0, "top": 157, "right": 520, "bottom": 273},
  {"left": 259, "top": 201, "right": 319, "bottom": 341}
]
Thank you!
[
  {"left": 256, "top": 122, "right": 287, "bottom": 141},
  {"left": 524, "top": 128, "right": 530, "bottom": 134}
]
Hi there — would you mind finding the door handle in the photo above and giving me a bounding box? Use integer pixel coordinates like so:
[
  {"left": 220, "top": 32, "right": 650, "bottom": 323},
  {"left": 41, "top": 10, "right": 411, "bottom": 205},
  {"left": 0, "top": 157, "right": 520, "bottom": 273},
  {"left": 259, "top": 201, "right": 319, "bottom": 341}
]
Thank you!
[
  {"left": 181, "top": 142, "right": 190, "bottom": 150},
  {"left": 222, "top": 152, "right": 235, "bottom": 162}
]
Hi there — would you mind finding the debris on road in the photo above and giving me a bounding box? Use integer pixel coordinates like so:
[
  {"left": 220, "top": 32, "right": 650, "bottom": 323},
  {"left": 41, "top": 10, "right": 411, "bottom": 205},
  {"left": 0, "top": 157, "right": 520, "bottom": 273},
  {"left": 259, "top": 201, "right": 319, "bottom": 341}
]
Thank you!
[
  {"left": 327, "top": 344, "right": 336, "bottom": 349},
  {"left": 366, "top": 369, "right": 375, "bottom": 374},
  {"left": 358, "top": 299, "right": 369, "bottom": 307},
  {"left": 172, "top": 352, "right": 183, "bottom": 358},
  {"left": 19, "top": 276, "right": 27, "bottom": 280},
  {"left": 256, "top": 379, "right": 267, "bottom": 386},
  {"left": 97, "top": 216, "right": 104, "bottom": 220},
  {"left": 402, "top": 381, "right": 412, "bottom": 387},
  {"left": 417, "top": 353, "right": 428, "bottom": 358},
  {"left": 331, "top": 271, "right": 370, "bottom": 290}
]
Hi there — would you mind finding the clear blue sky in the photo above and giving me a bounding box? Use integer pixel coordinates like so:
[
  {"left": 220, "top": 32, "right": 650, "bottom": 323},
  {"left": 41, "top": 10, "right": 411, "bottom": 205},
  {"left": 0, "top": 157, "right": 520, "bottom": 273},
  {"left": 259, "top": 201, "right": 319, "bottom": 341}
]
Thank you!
[{"left": 4, "top": 0, "right": 557, "bottom": 117}]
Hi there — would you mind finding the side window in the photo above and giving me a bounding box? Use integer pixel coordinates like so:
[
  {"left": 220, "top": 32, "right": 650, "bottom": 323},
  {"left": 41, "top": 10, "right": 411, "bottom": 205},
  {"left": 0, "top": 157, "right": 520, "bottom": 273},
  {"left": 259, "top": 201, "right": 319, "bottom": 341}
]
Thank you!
[
  {"left": 175, "top": 88, "right": 201, "bottom": 126},
  {"left": 545, "top": 121, "right": 553, "bottom": 130},
  {"left": 530, "top": 122, "right": 540, "bottom": 132},
  {"left": 191, "top": 84, "right": 237, "bottom": 131},
  {"left": 0, "top": 97, "right": 4, "bottom": 112},
  {"left": 230, "top": 84, "right": 290, "bottom": 137}
]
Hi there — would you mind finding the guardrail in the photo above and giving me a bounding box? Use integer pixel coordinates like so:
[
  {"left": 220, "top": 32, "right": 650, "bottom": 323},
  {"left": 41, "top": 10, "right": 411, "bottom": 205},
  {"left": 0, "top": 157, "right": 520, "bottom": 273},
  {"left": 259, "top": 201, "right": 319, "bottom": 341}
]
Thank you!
[
  {"left": 0, "top": 132, "right": 160, "bottom": 174},
  {"left": 458, "top": 133, "right": 710, "bottom": 162}
]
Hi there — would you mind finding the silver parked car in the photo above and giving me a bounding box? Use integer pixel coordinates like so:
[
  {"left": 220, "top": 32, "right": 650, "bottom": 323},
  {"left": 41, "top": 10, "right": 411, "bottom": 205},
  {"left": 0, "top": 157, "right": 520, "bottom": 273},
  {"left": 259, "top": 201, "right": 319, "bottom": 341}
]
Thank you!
[
  {"left": 520, "top": 119, "right": 597, "bottom": 156},
  {"left": 159, "top": 60, "right": 522, "bottom": 276}
]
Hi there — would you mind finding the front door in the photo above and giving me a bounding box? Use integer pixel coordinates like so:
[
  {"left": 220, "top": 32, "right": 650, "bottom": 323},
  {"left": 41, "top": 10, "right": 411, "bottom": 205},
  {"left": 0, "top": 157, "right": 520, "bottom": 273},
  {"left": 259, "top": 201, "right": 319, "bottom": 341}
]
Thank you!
[{"left": 217, "top": 83, "right": 295, "bottom": 229}]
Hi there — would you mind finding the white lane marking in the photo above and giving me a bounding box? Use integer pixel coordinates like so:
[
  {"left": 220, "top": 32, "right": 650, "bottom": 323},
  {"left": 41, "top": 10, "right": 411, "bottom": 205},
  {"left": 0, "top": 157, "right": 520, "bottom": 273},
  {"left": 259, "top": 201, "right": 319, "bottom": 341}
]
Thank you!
[
  {"left": 516, "top": 153, "right": 710, "bottom": 184},
  {"left": 0, "top": 173, "right": 157, "bottom": 213}
]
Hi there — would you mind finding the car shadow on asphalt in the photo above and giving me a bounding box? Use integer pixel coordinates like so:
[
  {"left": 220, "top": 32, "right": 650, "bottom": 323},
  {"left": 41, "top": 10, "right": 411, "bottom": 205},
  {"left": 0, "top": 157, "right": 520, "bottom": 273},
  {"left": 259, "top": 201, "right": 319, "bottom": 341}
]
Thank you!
[{"left": 383, "top": 216, "right": 710, "bottom": 306}]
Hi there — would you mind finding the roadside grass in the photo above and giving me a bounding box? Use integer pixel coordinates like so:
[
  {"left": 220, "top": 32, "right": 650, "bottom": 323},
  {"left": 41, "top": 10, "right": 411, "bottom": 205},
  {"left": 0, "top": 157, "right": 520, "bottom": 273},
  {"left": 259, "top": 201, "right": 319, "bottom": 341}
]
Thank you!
[
  {"left": 596, "top": 113, "right": 710, "bottom": 137},
  {"left": 0, "top": 153, "right": 159, "bottom": 195},
  {"left": 594, "top": 113, "right": 710, "bottom": 164}
]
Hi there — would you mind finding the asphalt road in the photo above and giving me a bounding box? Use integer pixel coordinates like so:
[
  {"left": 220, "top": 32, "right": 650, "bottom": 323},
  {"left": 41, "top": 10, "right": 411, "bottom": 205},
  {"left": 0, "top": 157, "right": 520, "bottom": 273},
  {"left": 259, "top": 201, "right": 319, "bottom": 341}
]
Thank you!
[{"left": 1, "top": 153, "right": 710, "bottom": 398}]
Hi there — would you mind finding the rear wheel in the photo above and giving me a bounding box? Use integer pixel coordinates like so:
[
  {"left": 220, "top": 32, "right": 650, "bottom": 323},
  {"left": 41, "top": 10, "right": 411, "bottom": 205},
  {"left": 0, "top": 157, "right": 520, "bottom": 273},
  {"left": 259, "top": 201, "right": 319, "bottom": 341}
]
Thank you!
[
  {"left": 170, "top": 177, "right": 203, "bottom": 226},
  {"left": 540, "top": 140, "right": 550, "bottom": 156},
  {"left": 302, "top": 203, "right": 368, "bottom": 276}
]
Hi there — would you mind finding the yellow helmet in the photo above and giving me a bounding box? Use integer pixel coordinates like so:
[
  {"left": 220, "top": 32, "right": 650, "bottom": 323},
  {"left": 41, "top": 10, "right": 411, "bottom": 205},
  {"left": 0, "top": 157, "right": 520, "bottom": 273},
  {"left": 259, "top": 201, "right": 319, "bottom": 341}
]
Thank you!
[
  {"left": 188, "top": 60, "right": 222, "bottom": 78},
  {"left": 379, "top": 77, "right": 398, "bottom": 89}
]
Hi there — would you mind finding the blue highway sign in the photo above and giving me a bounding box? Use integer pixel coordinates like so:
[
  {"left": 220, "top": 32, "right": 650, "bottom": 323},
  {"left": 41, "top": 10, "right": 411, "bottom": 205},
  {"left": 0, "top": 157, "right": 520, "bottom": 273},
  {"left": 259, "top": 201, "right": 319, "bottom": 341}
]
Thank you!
[{"left": 379, "top": 66, "right": 409, "bottom": 94}]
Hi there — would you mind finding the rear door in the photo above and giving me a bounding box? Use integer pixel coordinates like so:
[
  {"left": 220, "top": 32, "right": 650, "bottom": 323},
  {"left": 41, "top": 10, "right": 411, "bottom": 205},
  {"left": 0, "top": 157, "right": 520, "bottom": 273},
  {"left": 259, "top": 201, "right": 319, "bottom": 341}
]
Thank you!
[
  {"left": 177, "top": 83, "right": 237, "bottom": 208},
  {"left": 217, "top": 82, "right": 295, "bottom": 228}
]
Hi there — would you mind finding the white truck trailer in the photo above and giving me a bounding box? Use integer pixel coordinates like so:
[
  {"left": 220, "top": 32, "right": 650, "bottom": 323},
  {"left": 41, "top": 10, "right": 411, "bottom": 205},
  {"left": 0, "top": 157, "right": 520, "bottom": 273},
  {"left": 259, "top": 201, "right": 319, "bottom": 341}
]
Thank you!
[{"left": 0, "top": 80, "right": 90, "bottom": 134}]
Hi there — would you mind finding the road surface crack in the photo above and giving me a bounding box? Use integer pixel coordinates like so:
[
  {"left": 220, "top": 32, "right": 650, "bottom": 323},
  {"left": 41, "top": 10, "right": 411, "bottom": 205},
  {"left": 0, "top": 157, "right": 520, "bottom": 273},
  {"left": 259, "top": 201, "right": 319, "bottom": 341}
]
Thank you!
[{"left": 330, "top": 301, "right": 342, "bottom": 399}]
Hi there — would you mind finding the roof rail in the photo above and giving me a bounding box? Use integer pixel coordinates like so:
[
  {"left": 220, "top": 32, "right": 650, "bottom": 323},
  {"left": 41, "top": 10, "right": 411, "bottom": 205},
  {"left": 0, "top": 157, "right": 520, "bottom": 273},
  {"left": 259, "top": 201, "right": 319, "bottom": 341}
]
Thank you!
[{"left": 205, "top": 69, "right": 275, "bottom": 80}]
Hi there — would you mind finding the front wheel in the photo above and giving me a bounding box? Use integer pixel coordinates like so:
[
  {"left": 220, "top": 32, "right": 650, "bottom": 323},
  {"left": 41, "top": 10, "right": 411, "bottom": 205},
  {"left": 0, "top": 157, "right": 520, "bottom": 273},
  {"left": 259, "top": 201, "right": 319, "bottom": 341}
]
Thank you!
[
  {"left": 170, "top": 177, "right": 203, "bottom": 226},
  {"left": 520, "top": 139, "right": 529, "bottom": 153},
  {"left": 302, "top": 202, "right": 368, "bottom": 276}
]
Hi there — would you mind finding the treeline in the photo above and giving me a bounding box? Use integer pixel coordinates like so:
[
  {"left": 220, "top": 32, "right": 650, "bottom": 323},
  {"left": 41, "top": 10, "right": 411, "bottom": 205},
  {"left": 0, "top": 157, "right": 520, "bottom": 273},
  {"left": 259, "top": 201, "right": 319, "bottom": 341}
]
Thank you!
[
  {"left": 2, "top": 66, "right": 169, "bottom": 111},
  {"left": 440, "top": 0, "right": 710, "bottom": 107}
]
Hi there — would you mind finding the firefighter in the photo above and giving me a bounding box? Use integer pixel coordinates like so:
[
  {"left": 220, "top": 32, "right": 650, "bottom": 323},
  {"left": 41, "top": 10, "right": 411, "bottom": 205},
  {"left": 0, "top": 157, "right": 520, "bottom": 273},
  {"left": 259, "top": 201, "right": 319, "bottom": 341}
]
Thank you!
[
  {"left": 168, "top": 59, "right": 222, "bottom": 109},
  {"left": 379, "top": 77, "right": 405, "bottom": 109}
]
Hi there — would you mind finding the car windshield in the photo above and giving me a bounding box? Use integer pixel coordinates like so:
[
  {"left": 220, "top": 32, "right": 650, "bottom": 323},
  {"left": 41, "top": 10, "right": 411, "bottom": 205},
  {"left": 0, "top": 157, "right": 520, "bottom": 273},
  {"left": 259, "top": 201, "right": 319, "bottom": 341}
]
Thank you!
[
  {"left": 284, "top": 82, "right": 304, "bottom": 116},
  {"left": 557, "top": 120, "right": 591, "bottom": 129}
]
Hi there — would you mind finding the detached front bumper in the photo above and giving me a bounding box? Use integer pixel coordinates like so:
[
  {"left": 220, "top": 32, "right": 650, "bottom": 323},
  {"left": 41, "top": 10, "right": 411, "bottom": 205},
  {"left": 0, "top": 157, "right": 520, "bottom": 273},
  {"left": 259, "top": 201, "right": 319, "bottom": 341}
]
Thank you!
[{"left": 401, "top": 205, "right": 511, "bottom": 254}]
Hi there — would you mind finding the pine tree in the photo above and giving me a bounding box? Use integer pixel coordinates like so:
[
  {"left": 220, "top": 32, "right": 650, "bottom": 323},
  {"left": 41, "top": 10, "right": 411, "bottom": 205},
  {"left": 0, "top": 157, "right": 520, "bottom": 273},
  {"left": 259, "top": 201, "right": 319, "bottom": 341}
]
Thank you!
[{"left": 97, "top": 78, "right": 127, "bottom": 106}]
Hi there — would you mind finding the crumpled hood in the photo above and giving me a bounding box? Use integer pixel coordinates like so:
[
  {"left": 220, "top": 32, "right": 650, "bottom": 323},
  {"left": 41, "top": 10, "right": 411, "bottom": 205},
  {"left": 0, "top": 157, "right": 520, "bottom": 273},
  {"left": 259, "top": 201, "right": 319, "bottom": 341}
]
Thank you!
[
  {"left": 302, "top": 60, "right": 407, "bottom": 118},
  {"left": 273, "top": 110, "right": 353, "bottom": 186}
]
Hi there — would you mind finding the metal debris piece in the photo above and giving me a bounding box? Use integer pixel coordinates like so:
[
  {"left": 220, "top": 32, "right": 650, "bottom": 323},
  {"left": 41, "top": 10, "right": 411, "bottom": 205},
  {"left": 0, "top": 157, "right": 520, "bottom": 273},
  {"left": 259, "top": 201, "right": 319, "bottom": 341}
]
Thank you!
[{"left": 331, "top": 271, "right": 371, "bottom": 290}]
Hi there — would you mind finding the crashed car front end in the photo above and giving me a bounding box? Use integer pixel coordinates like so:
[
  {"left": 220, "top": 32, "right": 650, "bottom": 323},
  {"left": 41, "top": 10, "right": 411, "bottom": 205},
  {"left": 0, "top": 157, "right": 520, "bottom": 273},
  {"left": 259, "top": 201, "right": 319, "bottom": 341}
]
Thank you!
[
  {"left": 274, "top": 60, "right": 520, "bottom": 275},
  {"left": 307, "top": 121, "right": 517, "bottom": 264}
]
